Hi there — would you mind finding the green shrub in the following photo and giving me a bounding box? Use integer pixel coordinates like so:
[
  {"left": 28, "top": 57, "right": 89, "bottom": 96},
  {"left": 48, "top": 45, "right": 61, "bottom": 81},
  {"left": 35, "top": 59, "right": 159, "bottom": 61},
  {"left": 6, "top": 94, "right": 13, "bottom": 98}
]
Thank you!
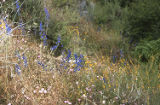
[
  {"left": 123, "top": 0, "right": 160, "bottom": 62},
  {"left": 52, "top": 0, "right": 77, "bottom": 8},
  {"left": 94, "top": 0, "right": 137, "bottom": 7},
  {"left": 134, "top": 38, "right": 160, "bottom": 62},
  {"left": 46, "top": 6, "right": 81, "bottom": 54},
  {"left": 88, "top": 1, "right": 128, "bottom": 31},
  {"left": 92, "top": 2, "right": 121, "bottom": 24},
  {"left": 117, "top": 0, "right": 138, "bottom": 7},
  {"left": 124, "top": 0, "right": 160, "bottom": 42}
]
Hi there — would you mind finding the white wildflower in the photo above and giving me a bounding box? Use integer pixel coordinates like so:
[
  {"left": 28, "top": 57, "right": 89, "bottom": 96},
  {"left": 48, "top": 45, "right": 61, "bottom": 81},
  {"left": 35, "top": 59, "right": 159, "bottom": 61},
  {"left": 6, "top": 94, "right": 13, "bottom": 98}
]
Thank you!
[
  {"left": 68, "top": 102, "right": 72, "bottom": 104},
  {"left": 76, "top": 81, "right": 79, "bottom": 85},
  {"left": 102, "top": 100, "right": 106, "bottom": 104},
  {"left": 8, "top": 103, "right": 11, "bottom": 105},
  {"left": 44, "top": 90, "right": 47, "bottom": 94},
  {"left": 33, "top": 90, "right": 36, "bottom": 93},
  {"left": 24, "top": 95, "right": 30, "bottom": 100},
  {"left": 82, "top": 94, "right": 87, "bottom": 98},
  {"left": 21, "top": 88, "right": 25, "bottom": 94},
  {"left": 64, "top": 101, "right": 72, "bottom": 104},
  {"left": 39, "top": 88, "right": 44, "bottom": 93}
]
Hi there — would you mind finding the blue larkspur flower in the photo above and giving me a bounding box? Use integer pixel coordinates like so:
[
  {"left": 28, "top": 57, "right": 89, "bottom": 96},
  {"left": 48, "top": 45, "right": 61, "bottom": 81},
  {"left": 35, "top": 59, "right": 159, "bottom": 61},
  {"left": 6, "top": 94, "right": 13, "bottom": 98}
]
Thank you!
[
  {"left": 40, "top": 31, "right": 48, "bottom": 46},
  {"left": 103, "top": 77, "right": 106, "bottom": 83},
  {"left": 16, "top": 0, "right": 20, "bottom": 9},
  {"left": 6, "top": 25, "right": 11, "bottom": 34},
  {"left": 57, "top": 36, "right": 61, "bottom": 43},
  {"left": 113, "top": 56, "right": 116, "bottom": 64},
  {"left": 15, "top": 64, "right": 21, "bottom": 75},
  {"left": 39, "top": 22, "right": 43, "bottom": 35},
  {"left": 22, "top": 54, "right": 27, "bottom": 67},
  {"left": 44, "top": 8, "right": 50, "bottom": 21},
  {"left": 74, "top": 53, "right": 84, "bottom": 72},
  {"left": 37, "top": 61, "right": 47, "bottom": 70},
  {"left": 16, "top": 0, "right": 20, "bottom": 15},
  {"left": 51, "top": 36, "right": 61, "bottom": 51},
  {"left": 65, "top": 49, "right": 71, "bottom": 62},
  {"left": 51, "top": 45, "right": 58, "bottom": 51},
  {"left": 19, "top": 21, "right": 25, "bottom": 35},
  {"left": 3, "top": 19, "right": 11, "bottom": 34}
]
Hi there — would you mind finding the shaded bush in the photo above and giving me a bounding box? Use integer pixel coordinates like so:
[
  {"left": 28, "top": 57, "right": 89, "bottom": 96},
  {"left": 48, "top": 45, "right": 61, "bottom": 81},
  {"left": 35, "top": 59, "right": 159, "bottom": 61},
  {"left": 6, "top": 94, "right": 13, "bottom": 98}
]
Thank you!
[
  {"left": 88, "top": 0, "right": 128, "bottom": 31},
  {"left": 122, "top": 0, "right": 160, "bottom": 62},
  {"left": 117, "top": 0, "right": 137, "bottom": 7},
  {"left": 124, "top": 0, "right": 160, "bottom": 43},
  {"left": 134, "top": 38, "right": 160, "bottom": 62},
  {"left": 95, "top": 0, "right": 137, "bottom": 7},
  {"left": 52, "top": 0, "right": 77, "bottom": 8}
]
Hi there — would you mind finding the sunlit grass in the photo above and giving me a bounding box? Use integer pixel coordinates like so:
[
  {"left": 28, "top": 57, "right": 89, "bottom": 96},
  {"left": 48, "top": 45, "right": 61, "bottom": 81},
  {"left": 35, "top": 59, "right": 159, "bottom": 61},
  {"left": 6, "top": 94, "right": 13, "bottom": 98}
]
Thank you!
[{"left": 1, "top": 32, "right": 159, "bottom": 104}]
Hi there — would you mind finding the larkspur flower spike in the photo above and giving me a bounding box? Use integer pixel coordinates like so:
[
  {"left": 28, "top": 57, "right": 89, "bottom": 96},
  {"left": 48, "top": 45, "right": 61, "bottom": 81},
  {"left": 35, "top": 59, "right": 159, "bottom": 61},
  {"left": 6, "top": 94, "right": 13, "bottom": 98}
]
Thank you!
[
  {"left": 51, "top": 36, "right": 61, "bottom": 51},
  {"left": 15, "top": 64, "right": 21, "bottom": 75},
  {"left": 44, "top": 8, "right": 50, "bottom": 21},
  {"left": 39, "top": 22, "right": 43, "bottom": 35},
  {"left": 3, "top": 19, "right": 11, "bottom": 34},
  {"left": 16, "top": 0, "right": 20, "bottom": 15},
  {"left": 74, "top": 53, "right": 84, "bottom": 72},
  {"left": 22, "top": 54, "right": 28, "bottom": 67}
]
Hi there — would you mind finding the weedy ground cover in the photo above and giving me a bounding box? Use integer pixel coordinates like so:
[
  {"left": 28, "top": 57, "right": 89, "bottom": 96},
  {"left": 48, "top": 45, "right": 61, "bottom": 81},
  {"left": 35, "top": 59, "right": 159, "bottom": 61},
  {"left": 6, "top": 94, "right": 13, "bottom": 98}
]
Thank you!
[{"left": 0, "top": 0, "right": 159, "bottom": 105}]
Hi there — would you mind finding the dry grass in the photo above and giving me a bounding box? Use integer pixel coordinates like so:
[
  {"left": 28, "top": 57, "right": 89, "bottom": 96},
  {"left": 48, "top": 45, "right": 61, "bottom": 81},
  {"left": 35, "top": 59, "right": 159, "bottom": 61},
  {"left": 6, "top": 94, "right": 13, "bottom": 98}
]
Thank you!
[
  {"left": 0, "top": 20, "right": 67, "bottom": 105},
  {"left": 0, "top": 15, "right": 160, "bottom": 105}
]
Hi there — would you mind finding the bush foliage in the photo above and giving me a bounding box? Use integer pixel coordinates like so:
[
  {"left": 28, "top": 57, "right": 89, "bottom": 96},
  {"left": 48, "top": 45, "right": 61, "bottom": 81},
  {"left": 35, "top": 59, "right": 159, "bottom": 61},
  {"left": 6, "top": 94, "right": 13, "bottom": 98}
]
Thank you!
[
  {"left": 134, "top": 38, "right": 160, "bottom": 62},
  {"left": 88, "top": 0, "right": 129, "bottom": 31},
  {"left": 124, "top": 0, "right": 160, "bottom": 42},
  {"left": 123, "top": 0, "right": 160, "bottom": 61}
]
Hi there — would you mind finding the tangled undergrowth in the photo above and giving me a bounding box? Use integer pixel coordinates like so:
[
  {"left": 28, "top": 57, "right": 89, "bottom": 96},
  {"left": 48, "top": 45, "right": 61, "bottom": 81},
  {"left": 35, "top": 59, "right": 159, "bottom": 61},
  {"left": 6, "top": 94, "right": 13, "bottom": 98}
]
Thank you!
[
  {"left": 0, "top": 22, "right": 159, "bottom": 105},
  {"left": 0, "top": 0, "right": 160, "bottom": 105}
]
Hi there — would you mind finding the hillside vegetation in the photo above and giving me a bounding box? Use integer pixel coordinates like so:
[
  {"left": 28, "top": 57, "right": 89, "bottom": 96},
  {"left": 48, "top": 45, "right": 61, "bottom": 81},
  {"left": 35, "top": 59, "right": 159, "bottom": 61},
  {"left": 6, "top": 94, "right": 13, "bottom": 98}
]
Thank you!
[{"left": 0, "top": 0, "right": 159, "bottom": 105}]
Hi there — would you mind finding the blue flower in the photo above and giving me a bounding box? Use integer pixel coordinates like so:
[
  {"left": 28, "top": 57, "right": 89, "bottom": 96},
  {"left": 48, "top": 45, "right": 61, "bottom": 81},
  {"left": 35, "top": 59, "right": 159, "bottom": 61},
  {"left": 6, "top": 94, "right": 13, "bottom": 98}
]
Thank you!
[
  {"left": 51, "top": 45, "right": 58, "bottom": 51},
  {"left": 57, "top": 36, "right": 61, "bottom": 43},
  {"left": 44, "top": 8, "right": 50, "bottom": 21},
  {"left": 16, "top": 0, "right": 20, "bottom": 15},
  {"left": 113, "top": 56, "right": 116, "bottom": 64},
  {"left": 103, "top": 77, "right": 106, "bottom": 83},
  {"left": 65, "top": 49, "right": 71, "bottom": 62},
  {"left": 19, "top": 21, "right": 25, "bottom": 35},
  {"left": 15, "top": 64, "right": 21, "bottom": 75},
  {"left": 39, "top": 22, "right": 43, "bottom": 35},
  {"left": 37, "top": 61, "right": 47, "bottom": 71},
  {"left": 16, "top": 0, "right": 20, "bottom": 9},
  {"left": 51, "top": 36, "right": 61, "bottom": 51},
  {"left": 56, "top": 36, "right": 61, "bottom": 44},
  {"left": 3, "top": 19, "right": 11, "bottom": 34},
  {"left": 40, "top": 22, "right": 43, "bottom": 31},
  {"left": 41, "top": 32, "right": 45, "bottom": 39},
  {"left": 6, "top": 25, "right": 11, "bottom": 34},
  {"left": 22, "top": 54, "right": 27, "bottom": 67},
  {"left": 40, "top": 31, "right": 48, "bottom": 46},
  {"left": 74, "top": 53, "right": 84, "bottom": 72},
  {"left": 38, "top": 61, "right": 42, "bottom": 65}
]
